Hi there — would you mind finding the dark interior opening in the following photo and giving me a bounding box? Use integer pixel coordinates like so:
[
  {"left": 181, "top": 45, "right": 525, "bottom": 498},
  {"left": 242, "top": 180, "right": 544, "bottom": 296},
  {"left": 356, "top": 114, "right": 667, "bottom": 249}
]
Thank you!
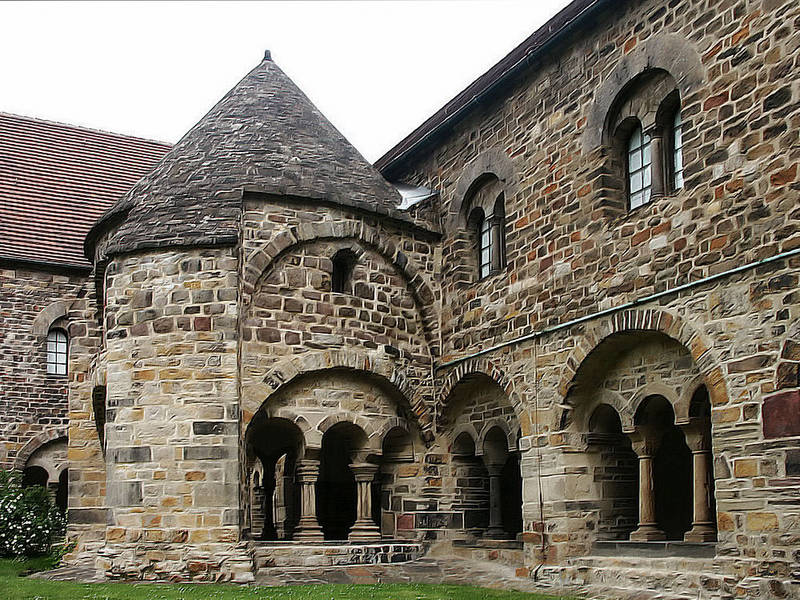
[
  {"left": 318, "top": 422, "right": 364, "bottom": 540},
  {"left": 500, "top": 453, "right": 523, "bottom": 537},
  {"left": 22, "top": 465, "right": 48, "bottom": 488},
  {"left": 331, "top": 249, "right": 357, "bottom": 294},
  {"left": 56, "top": 469, "right": 68, "bottom": 512}
]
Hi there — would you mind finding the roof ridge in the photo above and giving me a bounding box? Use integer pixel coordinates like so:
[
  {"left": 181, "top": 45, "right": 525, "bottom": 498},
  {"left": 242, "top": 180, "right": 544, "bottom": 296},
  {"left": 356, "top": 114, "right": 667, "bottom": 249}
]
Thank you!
[{"left": 0, "top": 111, "right": 174, "bottom": 149}]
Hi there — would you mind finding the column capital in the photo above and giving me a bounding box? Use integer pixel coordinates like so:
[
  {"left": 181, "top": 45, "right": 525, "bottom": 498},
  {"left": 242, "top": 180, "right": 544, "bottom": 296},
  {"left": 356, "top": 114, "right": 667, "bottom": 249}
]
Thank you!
[
  {"left": 628, "top": 427, "right": 662, "bottom": 457},
  {"left": 349, "top": 462, "right": 379, "bottom": 482},
  {"left": 295, "top": 459, "right": 320, "bottom": 483},
  {"left": 681, "top": 418, "right": 712, "bottom": 452}
]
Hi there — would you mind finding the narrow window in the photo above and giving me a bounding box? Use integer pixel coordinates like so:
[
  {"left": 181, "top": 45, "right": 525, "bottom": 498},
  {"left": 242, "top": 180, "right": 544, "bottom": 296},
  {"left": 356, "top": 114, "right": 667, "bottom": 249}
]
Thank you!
[
  {"left": 479, "top": 214, "right": 492, "bottom": 279},
  {"left": 331, "top": 249, "right": 357, "bottom": 294},
  {"left": 46, "top": 328, "right": 68, "bottom": 376},
  {"left": 672, "top": 109, "right": 684, "bottom": 191},
  {"left": 628, "top": 124, "right": 652, "bottom": 209}
]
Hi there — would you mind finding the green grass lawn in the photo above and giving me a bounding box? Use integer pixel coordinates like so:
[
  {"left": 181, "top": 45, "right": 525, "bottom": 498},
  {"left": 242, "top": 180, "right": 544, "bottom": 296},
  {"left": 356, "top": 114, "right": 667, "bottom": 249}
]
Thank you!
[{"left": 1, "top": 557, "right": 561, "bottom": 600}]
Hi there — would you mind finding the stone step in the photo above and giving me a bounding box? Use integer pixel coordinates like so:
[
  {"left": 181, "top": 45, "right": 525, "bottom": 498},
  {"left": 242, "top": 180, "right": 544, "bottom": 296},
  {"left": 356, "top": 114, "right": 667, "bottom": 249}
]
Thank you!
[
  {"left": 450, "top": 542, "right": 525, "bottom": 569},
  {"left": 250, "top": 541, "right": 425, "bottom": 570},
  {"left": 536, "top": 561, "right": 737, "bottom": 600}
]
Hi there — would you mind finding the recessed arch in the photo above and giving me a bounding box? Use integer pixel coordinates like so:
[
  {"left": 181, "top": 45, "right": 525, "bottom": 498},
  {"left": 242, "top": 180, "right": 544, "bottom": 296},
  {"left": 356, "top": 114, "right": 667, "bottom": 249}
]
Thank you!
[
  {"left": 241, "top": 220, "right": 438, "bottom": 346},
  {"left": 14, "top": 428, "right": 68, "bottom": 471},
  {"left": 244, "top": 349, "right": 431, "bottom": 440},
  {"left": 584, "top": 33, "right": 705, "bottom": 151},
  {"left": 556, "top": 309, "right": 728, "bottom": 433},
  {"left": 450, "top": 148, "right": 517, "bottom": 229}
]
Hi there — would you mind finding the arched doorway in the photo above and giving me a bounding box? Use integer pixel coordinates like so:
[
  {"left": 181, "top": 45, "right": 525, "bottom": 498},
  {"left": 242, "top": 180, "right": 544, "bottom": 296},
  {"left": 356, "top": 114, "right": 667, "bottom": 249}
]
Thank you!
[
  {"left": 318, "top": 422, "right": 372, "bottom": 540},
  {"left": 634, "top": 395, "right": 693, "bottom": 540},
  {"left": 587, "top": 404, "right": 638, "bottom": 540},
  {"left": 245, "top": 416, "right": 304, "bottom": 540},
  {"left": 55, "top": 469, "right": 68, "bottom": 512}
]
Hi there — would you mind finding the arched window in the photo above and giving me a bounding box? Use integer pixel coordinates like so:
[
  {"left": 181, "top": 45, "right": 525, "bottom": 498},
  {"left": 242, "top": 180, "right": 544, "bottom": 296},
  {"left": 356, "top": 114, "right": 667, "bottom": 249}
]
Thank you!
[
  {"left": 46, "top": 328, "right": 68, "bottom": 376},
  {"left": 331, "top": 249, "right": 357, "bottom": 294},
  {"left": 671, "top": 108, "right": 684, "bottom": 191},
  {"left": 627, "top": 123, "right": 652, "bottom": 209},
  {"left": 468, "top": 194, "right": 506, "bottom": 280}
]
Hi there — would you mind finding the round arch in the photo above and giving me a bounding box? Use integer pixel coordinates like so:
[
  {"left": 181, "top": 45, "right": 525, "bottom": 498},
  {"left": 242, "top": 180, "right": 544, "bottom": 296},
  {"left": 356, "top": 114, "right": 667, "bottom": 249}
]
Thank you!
[
  {"left": 449, "top": 148, "right": 517, "bottom": 230},
  {"left": 14, "top": 428, "right": 68, "bottom": 471},
  {"left": 555, "top": 309, "right": 728, "bottom": 431},
  {"left": 243, "top": 349, "right": 431, "bottom": 441},
  {"left": 438, "top": 356, "right": 525, "bottom": 426},
  {"left": 241, "top": 220, "right": 437, "bottom": 344},
  {"left": 584, "top": 33, "right": 705, "bottom": 150}
]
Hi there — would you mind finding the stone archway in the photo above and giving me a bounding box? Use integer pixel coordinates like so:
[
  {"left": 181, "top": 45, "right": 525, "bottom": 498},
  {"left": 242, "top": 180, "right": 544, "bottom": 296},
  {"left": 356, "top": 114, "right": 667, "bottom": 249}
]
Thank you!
[{"left": 555, "top": 312, "right": 720, "bottom": 548}]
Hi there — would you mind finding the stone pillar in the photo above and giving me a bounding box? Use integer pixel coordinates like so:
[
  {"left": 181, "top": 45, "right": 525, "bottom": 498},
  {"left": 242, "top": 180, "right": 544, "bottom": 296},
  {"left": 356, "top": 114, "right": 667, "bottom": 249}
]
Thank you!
[
  {"left": 485, "top": 462, "right": 505, "bottom": 539},
  {"left": 490, "top": 214, "right": 504, "bottom": 272},
  {"left": 682, "top": 421, "right": 717, "bottom": 542},
  {"left": 646, "top": 126, "right": 666, "bottom": 198},
  {"left": 629, "top": 431, "right": 666, "bottom": 541},
  {"left": 348, "top": 462, "right": 381, "bottom": 542},
  {"left": 293, "top": 459, "right": 323, "bottom": 541}
]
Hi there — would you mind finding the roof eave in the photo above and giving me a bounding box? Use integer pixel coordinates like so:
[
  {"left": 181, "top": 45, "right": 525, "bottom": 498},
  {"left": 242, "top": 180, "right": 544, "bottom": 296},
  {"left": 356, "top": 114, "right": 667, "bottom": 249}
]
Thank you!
[{"left": 375, "top": 0, "right": 610, "bottom": 176}]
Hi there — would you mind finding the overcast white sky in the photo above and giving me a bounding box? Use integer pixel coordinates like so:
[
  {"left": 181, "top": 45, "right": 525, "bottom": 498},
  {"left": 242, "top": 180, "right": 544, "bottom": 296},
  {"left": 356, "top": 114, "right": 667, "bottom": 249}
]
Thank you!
[{"left": 2, "top": 1, "right": 570, "bottom": 162}]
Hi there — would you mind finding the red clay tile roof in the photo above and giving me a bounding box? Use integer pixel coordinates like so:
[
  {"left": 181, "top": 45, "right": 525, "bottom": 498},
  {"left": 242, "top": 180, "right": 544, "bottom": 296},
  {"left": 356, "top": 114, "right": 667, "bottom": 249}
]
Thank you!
[{"left": 0, "top": 112, "right": 171, "bottom": 269}]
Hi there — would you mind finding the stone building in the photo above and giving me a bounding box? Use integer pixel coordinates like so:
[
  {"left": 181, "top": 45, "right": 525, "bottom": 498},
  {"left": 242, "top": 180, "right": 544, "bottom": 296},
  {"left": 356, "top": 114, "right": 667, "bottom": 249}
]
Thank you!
[{"left": 1, "top": 0, "right": 799, "bottom": 597}]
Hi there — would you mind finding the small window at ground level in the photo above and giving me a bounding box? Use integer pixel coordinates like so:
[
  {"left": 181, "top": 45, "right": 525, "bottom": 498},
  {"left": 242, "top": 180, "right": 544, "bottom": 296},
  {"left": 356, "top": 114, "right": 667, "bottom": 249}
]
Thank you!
[
  {"left": 628, "top": 125, "right": 652, "bottom": 209},
  {"left": 47, "top": 328, "right": 68, "bottom": 376}
]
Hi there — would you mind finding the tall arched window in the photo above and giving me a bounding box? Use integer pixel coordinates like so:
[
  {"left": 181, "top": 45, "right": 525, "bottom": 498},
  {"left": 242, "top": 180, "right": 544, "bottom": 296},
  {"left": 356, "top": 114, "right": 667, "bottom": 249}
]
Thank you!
[
  {"left": 46, "top": 328, "right": 68, "bottom": 376},
  {"left": 627, "top": 124, "right": 652, "bottom": 209},
  {"left": 671, "top": 108, "right": 684, "bottom": 191}
]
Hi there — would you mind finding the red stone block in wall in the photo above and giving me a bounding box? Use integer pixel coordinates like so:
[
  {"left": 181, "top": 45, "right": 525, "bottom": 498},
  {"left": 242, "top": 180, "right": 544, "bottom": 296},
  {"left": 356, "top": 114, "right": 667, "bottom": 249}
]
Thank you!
[{"left": 763, "top": 390, "right": 800, "bottom": 438}]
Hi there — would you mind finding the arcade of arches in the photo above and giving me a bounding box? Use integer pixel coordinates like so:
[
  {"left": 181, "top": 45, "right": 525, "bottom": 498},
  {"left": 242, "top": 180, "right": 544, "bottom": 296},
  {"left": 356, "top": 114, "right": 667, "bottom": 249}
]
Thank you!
[
  {"left": 561, "top": 331, "right": 717, "bottom": 544},
  {"left": 21, "top": 437, "right": 69, "bottom": 512},
  {"left": 243, "top": 369, "right": 524, "bottom": 543}
]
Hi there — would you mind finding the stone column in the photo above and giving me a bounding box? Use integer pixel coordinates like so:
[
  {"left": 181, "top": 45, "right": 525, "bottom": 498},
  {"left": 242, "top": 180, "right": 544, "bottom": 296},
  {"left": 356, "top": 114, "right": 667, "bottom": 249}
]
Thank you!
[
  {"left": 490, "top": 214, "right": 504, "bottom": 272},
  {"left": 629, "top": 431, "right": 666, "bottom": 541},
  {"left": 348, "top": 462, "right": 381, "bottom": 542},
  {"left": 682, "top": 421, "right": 717, "bottom": 542},
  {"left": 646, "top": 126, "right": 666, "bottom": 198},
  {"left": 485, "top": 462, "right": 505, "bottom": 539},
  {"left": 293, "top": 459, "right": 323, "bottom": 541}
]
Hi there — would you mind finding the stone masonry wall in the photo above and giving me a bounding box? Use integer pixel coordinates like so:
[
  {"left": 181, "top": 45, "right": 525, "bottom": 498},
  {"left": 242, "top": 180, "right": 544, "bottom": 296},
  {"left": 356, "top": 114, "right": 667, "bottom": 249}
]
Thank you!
[
  {"left": 385, "top": 0, "right": 800, "bottom": 595},
  {"left": 0, "top": 264, "right": 87, "bottom": 469},
  {"left": 93, "top": 247, "right": 251, "bottom": 581}
]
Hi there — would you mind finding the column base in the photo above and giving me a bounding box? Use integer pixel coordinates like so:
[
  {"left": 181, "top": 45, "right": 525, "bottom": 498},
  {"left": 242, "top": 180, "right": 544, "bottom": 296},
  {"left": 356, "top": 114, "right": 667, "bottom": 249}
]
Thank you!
[
  {"left": 684, "top": 525, "right": 717, "bottom": 542},
  {"left": 293, "top": 518, "right": 324, "bottom": 542},
  {"left": 348, "top": 521, "right": 381, "bottom": 542},
  {"left": 485, "top": 527, "right": 507, "bottom": 540},
  {"left": 629, "top": 525, "right": 666, "bottom": 541}
]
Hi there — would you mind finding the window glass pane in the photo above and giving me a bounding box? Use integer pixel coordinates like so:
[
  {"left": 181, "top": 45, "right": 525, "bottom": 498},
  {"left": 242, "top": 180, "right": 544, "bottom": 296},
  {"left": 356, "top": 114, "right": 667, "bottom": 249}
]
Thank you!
[
  {"left": 642, "top": 138, "right": 651, "bottom": 166},
  {"left": 630, "top": 170, "right": 643, "bottom": 192},
  {"left": 627, "top": 123, "right": 653, "bottom": 208},
  {"left": 629, "top": 149, "right": 641, "bottom": 171},
  {"left": 673, "top": 109, "right": 684, "bottom": 190},
  {"left": 46, "top": 329, "right": 68, "bottom": 376}
]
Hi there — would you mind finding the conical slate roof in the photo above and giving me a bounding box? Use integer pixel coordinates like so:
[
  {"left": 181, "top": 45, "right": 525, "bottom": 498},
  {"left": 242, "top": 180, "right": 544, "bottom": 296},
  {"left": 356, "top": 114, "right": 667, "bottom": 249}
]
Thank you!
[{"left": 88, "top": 53, "right": 403, "bottom": 258}]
